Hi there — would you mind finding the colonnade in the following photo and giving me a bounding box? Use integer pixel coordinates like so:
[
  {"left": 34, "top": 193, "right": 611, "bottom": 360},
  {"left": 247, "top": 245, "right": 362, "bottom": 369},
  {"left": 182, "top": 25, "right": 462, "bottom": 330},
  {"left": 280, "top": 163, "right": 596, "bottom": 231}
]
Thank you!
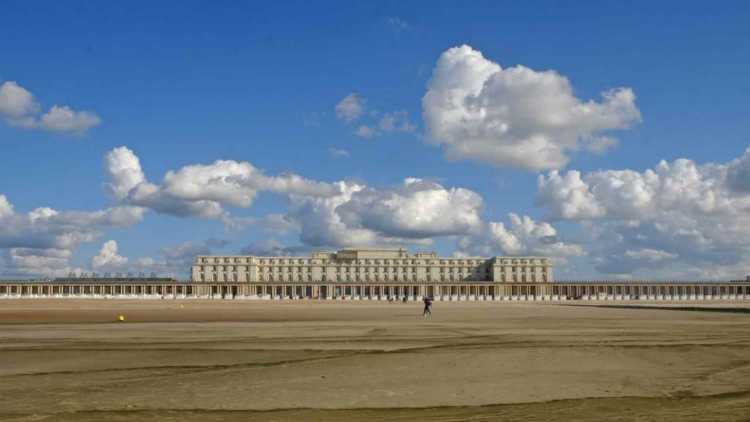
[
  {"left": 0, "top": 283, "right": 508, "bottom": 300},
  {"left": 1, "top": 282, "right": 750, "bottom": 301},
  {"left": 0, "top": 283, "right": 194, "bottom": 298},
  {"left": 551, "top": 283, "right": 750, "bottom": 301},
  {"left": 198, "top": 283, "right": 512, "bottom": 300}
]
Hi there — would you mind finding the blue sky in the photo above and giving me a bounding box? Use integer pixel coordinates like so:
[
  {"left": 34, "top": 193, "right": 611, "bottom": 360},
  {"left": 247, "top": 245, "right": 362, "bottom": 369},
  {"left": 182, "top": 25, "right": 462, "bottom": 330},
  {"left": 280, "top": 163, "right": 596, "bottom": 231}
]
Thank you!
[{"left": 1, "top": 1, "right": 750, "bottom": 279}]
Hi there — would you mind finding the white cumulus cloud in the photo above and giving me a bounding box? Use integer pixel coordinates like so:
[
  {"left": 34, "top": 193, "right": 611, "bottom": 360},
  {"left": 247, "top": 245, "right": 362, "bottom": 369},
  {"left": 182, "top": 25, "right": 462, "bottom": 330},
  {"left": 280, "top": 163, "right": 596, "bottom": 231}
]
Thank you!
[
  {"left": 536, "top": 170, "right": 606, "bottom": 220},
  {"left": 284, "top": 178, "right": 482, "bottom": 249},
  {"left": 422, "top": 45, "right": 640, "bottom": 171},
  {"left": 0, "top": 194, "right": 143, "bottom": 277},
  {"left": 457, "top": 213, "right": 584, "bottom": 263},
  {"left": 337, "top": 178, "right": 483, "bottom": 239},
  {"left": 0, "top": 81, "right": 101, "bottom": 134},
  {"left": 536, "top": 149, "right": 750, "bottom": 277},
  {"left": 0, "top": 81, "right": 39, "bottom": 120},
  {"left": 105, "top": 146, "right": 338, "bottom": 220},
  {"left": 287, "top": 181, "right": 380, "bottom": 247},
  {"left": 91, "top": 240, "right": 128, "bottom": 269}
]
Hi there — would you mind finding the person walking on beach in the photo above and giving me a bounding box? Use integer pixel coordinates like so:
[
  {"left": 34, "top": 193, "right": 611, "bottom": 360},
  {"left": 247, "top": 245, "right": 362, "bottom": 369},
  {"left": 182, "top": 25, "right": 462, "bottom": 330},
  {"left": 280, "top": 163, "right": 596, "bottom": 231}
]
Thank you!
[{"left": 423, "top": 296, "right": 433, "bottom": 317}]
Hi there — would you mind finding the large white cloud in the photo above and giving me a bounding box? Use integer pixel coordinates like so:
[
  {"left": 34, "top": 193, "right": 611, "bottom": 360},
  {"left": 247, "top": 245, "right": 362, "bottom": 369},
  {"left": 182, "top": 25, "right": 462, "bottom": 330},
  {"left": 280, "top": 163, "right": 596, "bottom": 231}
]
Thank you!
[
  {"left": 106, "top": 147, "right": 492, "bottom": 248},
  {"left": 105, "top": 146, "right": 147, "bottom": 201},
  {"left": 337, "top": 178, "right": 483, "bottom": 238},
  {"left": 535, "top": 170, "right": 606, "bottom": 220},
  {"left": 537, "top": 158, "right": 737, "bottom": 221},
  {"left": 105, "top": 146, "right": 337, "bottom": 220},
  {"left": 277, "top": 177, "right": 579, "bottom": 262},
  {"left": 0, "top": 194, "right": 143, "bottom": 277},
  {"left": 457, "top": 213, "right": 584, "bottom": 263},
  {"left": 103, "top": 146, "right": 572, "bottom": 258},
  {"left": 3, "top": 144, "right": 584, "bottom": 276},
  {"left": 536, "top": 150, "right": 750, "bottom": 277},
  {"left": 162, "top": 160, "right": 262, "bottom": 208},
  {"left": 0, "top": 81, "right": 101, "bottom": 134},
  {"left": 422, "top": 45, "right": 641, "bottom": 171},
  {"left": 286, "top": 181, "right": 381, "bottom": 247},
  {"left": 0, "top": 196, "right": 143, "bottom": 251},
  {"left": 283, "top": 178, "right": 486, "bottom": 248}
]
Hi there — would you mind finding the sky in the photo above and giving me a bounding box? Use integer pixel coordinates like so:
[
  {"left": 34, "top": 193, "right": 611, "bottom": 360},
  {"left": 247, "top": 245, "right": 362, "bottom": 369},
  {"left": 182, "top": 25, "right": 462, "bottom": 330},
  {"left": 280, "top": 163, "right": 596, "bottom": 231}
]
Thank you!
[{"left": 1, "top": 1, "right": 750, "bottom": 280}]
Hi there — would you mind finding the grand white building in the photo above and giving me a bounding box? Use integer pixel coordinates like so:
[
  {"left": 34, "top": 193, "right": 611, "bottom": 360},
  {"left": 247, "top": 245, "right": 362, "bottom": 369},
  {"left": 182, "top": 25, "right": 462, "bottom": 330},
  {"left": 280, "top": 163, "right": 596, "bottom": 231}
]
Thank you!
[
  {"left": 191, "top": 248, "right": 553, "bottom": 284},
  {"left": 2, "top": 248, "right": 750, "bottom": 301}
]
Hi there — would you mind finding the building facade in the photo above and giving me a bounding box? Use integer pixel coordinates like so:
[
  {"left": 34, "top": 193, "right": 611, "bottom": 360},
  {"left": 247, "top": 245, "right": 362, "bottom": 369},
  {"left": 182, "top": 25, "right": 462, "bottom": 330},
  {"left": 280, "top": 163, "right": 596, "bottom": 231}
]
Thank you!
[
  {"left": 2, "top": 248, "right": 750, "bottom": 302},
  {"left": 190, "top": 248, "right": 553, "bottom": 284}
]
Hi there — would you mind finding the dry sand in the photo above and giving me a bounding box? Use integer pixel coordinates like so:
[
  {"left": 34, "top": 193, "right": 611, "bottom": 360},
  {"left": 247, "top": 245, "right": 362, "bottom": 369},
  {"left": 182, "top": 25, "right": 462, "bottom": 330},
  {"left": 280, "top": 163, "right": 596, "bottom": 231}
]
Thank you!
[{"left": 1, "top": 299, "right": 750, "bottom": 421}]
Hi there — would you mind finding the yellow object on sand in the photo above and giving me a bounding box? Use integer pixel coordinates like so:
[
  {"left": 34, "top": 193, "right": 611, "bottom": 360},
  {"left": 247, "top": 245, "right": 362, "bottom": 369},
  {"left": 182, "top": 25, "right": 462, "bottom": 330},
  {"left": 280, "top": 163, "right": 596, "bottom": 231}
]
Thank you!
[{"left": 117, "top": 315, "right": 125, "bottom": 322}]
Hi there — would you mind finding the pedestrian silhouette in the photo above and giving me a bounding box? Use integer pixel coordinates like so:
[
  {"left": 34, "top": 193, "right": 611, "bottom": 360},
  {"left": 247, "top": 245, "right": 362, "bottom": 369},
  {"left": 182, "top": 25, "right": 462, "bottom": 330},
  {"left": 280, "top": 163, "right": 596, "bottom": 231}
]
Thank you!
[{"left": 423, "top": 296, "right": 433, "bottom": 317}]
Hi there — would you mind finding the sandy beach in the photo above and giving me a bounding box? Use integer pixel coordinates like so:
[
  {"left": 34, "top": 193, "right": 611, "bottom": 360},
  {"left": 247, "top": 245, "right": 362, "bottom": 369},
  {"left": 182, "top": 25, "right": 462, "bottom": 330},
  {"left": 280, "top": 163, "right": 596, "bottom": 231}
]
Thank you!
[{"left": 1, "top": 299, "right": 750, "bottom": 421}]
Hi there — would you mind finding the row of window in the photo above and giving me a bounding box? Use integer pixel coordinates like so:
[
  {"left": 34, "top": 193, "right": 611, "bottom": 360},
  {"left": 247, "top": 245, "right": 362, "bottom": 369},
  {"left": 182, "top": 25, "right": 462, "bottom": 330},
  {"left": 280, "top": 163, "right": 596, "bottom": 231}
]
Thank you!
[
  {"left": 499, "top": 259, "right": 548, "bottom": 265},
  {"left": 199, "top": 258, "right": 492, "bottom": 266},
  {"left": 195, "top": 271, "right": 546, "bottom": 282},
  {"left": 198, "top": 266, "right": 490, "bottom": 274},
  {"left": 198, "top": 265, "right": 547, "bottom": 274},
  {"left": 201, "top": 258, "right": 547, "bottom": 269},
  {"left": 197, "top": 275, "right": 505, "bottom": 282},
  {"left": 198, "top": 256, "right": 550, "bottom": 266}
]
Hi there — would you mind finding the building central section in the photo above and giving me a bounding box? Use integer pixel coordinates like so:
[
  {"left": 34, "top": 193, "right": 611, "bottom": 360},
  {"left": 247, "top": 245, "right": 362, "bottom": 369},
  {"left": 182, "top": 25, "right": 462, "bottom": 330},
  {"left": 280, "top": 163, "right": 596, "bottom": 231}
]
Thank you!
[{"left": 191, "top": 248, "right": 552, "bottom": 284}]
